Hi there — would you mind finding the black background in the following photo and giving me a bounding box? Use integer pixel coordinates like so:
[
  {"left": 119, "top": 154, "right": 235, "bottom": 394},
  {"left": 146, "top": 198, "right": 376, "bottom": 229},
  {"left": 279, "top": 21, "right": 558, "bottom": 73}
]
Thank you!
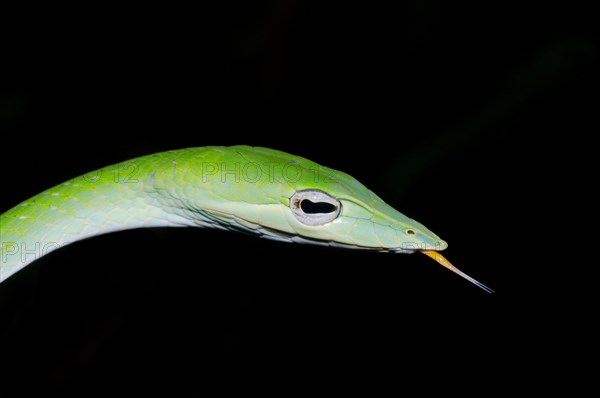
[{"left": 1, "top": 1, "right": 596, "bottom": 396}]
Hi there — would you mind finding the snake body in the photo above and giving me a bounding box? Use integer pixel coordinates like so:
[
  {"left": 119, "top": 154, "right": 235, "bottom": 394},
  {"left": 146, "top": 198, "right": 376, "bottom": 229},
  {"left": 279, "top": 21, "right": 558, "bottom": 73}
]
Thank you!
[{"left": 0, "top": 146, "right": 492, "bottom": 292}]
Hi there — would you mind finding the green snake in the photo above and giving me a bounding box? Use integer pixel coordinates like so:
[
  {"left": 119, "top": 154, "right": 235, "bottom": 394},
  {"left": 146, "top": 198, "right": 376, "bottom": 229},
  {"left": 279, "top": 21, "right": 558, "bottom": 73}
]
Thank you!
[{"left": 0, "top": 146, "right": 492, "bottom": 292}]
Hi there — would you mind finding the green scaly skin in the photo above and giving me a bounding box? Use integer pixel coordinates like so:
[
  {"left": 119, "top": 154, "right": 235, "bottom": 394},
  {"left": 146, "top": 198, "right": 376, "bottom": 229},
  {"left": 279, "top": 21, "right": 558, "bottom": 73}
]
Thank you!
[{"left": 1, "top": 146, "right": 490, "bottom": 291}]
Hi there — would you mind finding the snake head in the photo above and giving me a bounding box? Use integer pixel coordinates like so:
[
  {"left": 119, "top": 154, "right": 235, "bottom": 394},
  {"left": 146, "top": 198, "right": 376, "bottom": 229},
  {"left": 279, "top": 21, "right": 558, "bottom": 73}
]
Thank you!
[{"left": 182, "top": 146, "right": 493, "bottom": 292}]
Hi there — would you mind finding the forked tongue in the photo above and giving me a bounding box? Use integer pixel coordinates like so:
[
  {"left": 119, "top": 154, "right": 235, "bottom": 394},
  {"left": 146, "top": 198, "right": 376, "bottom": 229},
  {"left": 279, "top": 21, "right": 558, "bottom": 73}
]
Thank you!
[{"left": 421, "top": 250, "right": 494, "bottom": 293}]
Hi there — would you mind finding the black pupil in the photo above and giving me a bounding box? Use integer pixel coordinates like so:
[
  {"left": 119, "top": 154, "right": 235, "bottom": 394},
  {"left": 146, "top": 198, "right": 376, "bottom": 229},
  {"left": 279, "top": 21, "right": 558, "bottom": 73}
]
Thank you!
[{"left": 300, "top": 199, "right": 337, "bottom": 214}]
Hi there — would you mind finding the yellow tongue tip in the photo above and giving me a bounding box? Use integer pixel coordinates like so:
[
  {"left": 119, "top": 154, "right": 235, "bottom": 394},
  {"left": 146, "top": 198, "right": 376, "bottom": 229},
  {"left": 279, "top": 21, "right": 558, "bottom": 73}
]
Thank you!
[{"left": 421, "top": 250, "right": 494, "bottom": 293}]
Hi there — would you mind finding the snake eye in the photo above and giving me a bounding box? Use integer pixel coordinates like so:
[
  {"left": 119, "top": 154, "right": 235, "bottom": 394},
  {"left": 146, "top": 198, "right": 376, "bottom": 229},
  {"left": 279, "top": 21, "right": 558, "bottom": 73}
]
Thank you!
[{"left": 290, "top": 189, "right": 341, "bottom": 226}]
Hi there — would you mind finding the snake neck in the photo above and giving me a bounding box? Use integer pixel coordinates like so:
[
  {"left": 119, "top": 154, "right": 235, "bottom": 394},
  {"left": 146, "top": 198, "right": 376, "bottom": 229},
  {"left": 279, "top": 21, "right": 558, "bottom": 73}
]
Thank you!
[{"left": 0, "top": 152, "right": 194, "bottom": 282}]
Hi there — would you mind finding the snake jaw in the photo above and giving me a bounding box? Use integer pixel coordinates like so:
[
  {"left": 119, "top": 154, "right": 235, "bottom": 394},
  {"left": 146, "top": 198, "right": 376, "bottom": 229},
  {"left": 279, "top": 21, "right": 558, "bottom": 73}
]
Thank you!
[{"left": 420, "top": 250, "right": 494, "bottom": 293}]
